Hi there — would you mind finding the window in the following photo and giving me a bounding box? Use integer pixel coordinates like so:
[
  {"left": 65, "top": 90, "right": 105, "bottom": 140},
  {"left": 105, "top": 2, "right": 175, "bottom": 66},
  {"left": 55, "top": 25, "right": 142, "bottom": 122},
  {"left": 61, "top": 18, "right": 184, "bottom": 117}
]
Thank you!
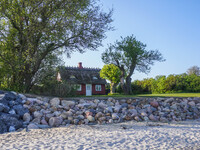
[
  {"left": 74, "top": 84, "right": 81, "bottom": 91},
  {"left": 95, "top": 85, "right": 101, "bottom": 91}
]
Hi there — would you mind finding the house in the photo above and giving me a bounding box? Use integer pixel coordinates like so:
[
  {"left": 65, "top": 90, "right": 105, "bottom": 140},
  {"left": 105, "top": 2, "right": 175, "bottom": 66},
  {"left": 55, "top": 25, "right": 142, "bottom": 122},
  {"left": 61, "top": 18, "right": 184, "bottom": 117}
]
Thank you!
[{"left": 57, "top": 62, "right": 106, "bottom": 96}]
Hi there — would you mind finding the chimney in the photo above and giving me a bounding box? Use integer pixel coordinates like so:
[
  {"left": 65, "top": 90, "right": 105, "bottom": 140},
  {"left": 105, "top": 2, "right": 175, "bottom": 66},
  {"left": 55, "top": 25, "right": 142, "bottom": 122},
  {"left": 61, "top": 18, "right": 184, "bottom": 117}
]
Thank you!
[{"left": 78, "top": 62, "right": 83, "bottom": 69}]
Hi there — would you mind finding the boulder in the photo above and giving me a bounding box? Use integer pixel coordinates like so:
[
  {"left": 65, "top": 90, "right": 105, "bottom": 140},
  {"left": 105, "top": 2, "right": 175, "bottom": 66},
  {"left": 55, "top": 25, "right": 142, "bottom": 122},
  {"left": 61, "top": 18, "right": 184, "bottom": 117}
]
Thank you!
[
  {"left": 49, "top": 117, "right": 63, "bottom": 127},
  {"left": 0, "top": 114, "right": 23, "bottom": 130},
  {"left": 188, "top": 101, "right": 195, "bottom": 107},
  {"left": 149, "top": 114, "right": 158, "bottom": 121},
  {"left": 9, "top": 126, "right": 16, "bottom": 132},
  {"left": 23, "top": 113, "right": 31, "bottom": 122},
  {"left": 61, "top": 100, "right": 75, "bottom": 108},
  {"left": 87, "top": 116, "right": 95, "bottom": 122},
  {"left": 0, "top": 121, "right": 7, "bottom": 133},
  {"left": 13, "top": 105, "right": 29, "bottom": 117},
  {"left": 150, "top": 101, "right": 159, "bottom": 108},
  {"left": 50, "top": 98, "right": 60, "bottom": 107},
  {"left": 112, "top": 113, "right": 119, "bottom": 120},
  {"left": 33, "top": 111, "right": 42, "bottom": 119},
  {"left": 27, "top": 123, "right": 39, "bottom": 130}
]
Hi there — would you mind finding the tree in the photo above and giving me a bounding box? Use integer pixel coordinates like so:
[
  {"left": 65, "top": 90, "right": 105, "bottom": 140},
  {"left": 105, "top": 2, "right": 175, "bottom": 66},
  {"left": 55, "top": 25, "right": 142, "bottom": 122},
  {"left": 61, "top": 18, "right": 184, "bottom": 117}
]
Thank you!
[
  {"left": 100, "top": 64, "right": 120, "bottom": 94},
  {"left": 0, "top": 0, "right": 113, "bottom": 92},
  {"left": 187, "top": 66, "right": 200, "bottom": 76},
  {"left": 102, "top": 35, "right": 165, "bottom": 94}
]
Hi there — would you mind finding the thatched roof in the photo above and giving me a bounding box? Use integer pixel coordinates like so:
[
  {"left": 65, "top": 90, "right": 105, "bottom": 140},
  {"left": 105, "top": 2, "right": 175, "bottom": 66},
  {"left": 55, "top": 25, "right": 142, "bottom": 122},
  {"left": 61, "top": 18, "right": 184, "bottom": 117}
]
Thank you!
[{"left": 59, "top": 66, "right": 106, "bottom": 84}]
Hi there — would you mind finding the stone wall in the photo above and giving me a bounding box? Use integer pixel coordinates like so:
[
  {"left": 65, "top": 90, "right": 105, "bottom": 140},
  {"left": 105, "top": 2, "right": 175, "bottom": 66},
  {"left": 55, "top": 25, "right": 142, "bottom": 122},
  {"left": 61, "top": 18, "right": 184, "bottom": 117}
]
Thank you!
[{"left": 1, "top": 91, "right": 200, "bottom": 134}]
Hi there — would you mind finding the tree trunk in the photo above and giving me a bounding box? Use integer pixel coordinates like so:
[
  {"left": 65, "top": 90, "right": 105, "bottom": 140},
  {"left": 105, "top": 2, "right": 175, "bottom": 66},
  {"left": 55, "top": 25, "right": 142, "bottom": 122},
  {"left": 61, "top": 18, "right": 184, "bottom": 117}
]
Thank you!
[
  {"left": 110, "top": 82, "right": 117, "bottom": 94},
  {"left": 125, "top": 76, "right": 132, "bottom": 95}
]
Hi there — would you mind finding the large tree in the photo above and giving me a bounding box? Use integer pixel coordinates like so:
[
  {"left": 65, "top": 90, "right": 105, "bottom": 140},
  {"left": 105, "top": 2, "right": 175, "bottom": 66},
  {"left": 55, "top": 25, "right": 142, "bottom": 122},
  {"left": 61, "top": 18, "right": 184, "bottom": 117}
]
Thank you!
[
  {"left": 100, "top": 64, "right": 120, "bottom": 94},
  {"left": 0, "top": 0, "right": 113, "bottom": 92},
  {"left": 102, "top": 35, "right": 165, "bottom": 94},
  {"left": 187, "top": 66, "right": 200, "bottom": 76}
]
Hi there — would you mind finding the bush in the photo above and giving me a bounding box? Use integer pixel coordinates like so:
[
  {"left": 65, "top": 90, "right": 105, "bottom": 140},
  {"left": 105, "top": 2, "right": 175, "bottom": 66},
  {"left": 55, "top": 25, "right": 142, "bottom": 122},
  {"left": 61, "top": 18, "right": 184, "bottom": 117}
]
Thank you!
[
  {"left": 131, "top": 74, "right": 200, "bottom": 94},
  {"left": 31, "top": 80, "right": 76, "bottom": 97}
]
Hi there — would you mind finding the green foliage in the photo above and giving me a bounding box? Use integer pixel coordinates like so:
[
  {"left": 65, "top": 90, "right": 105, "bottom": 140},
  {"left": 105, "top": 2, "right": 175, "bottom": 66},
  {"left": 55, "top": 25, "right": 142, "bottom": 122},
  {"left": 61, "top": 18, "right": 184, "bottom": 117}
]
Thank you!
[
  {"left": 100, "top": 64, "right": 120, "bottom": 94},
  {"left": 132, "top": 73, "right": 200, "bottom": 94},
  {"left": 100, "top": 64, "right": 120, "bottom": 84},
  {"left": 0, "top": 0, "right": 113, "bottom": 92},
  {"left": 31, "top": 80, "right": 76, "bottom": 97},
  {"left": 102, "top": 35, "right": 165, "bottom": 94}
]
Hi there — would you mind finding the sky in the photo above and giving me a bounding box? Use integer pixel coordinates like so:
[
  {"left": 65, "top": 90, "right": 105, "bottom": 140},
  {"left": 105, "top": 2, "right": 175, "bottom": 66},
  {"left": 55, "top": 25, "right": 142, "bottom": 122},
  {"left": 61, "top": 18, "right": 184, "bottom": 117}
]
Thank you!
[{"left": 63, "top": 0, "right": 200, "bottom": 81}]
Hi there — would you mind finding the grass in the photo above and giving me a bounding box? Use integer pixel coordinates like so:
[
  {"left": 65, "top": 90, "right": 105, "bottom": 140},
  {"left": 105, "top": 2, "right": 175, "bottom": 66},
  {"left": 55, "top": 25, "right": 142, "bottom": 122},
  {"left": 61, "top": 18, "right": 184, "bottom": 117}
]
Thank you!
[{"left": 89, "top": 93, "right": 200, "bottom": 98}]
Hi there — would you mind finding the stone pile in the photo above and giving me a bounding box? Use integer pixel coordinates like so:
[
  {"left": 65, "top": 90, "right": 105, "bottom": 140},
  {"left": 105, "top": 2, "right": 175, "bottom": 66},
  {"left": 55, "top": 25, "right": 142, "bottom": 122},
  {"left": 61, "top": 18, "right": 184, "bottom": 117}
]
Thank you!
[
  {"left": 23, "top": 96, "right": 200, "bottom": 129},
  {"left": 0, "top": 91, "right": 28, "bottom": 133},
  {"left": 1, "top": 91, "right": 200, "bottom": 134}
]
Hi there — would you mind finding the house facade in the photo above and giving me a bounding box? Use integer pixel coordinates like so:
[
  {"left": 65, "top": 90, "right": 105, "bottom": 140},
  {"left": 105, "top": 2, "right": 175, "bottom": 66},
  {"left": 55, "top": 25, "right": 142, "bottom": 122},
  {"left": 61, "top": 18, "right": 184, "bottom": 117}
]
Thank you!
[{"left": 57, "top": 62, "right": 106, "bottom": 96}]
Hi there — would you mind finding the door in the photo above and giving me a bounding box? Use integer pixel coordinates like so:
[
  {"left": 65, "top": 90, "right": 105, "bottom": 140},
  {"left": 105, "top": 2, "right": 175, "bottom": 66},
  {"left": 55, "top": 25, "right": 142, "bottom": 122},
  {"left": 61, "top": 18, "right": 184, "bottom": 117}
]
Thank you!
[{"left": 86, "top": 84, "right": 92, "bottom": 96}]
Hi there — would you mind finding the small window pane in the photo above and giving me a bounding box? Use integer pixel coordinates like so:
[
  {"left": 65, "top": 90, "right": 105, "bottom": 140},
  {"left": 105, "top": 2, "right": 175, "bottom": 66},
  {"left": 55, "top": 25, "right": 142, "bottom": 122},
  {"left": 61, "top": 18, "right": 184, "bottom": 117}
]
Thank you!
[
  {"left": 74, "top": 84, "right": 81, "bottom": 91},
  {"left": 95, "top": 85, "right": 101, "bottom": 91}
]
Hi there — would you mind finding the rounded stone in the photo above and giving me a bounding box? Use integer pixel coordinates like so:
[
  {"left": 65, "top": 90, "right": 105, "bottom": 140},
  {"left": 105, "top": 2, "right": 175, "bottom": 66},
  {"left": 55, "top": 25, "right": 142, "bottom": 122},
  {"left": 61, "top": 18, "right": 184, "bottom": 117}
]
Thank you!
[
  {"left": 150, "top": 101, "right": 159, "bottom": 108},
  {"left": 49, "top": 117, "right": 63, "bottom": 127},
  {"left": 27, "top": 123, "right": 39, "bottom": 130},
  {"left": 50, "top": 98, "right": 60, "bottom": 107},
  {"left": 61, "top": 100, "right": 75, "bottom": 108},
  {"left": 87, "top": 115, "right": 95, "bottom": 122},
  {"left": 112, "top": 113, "right": 119, "bottom": 120},
  {"left": 23, "top": 113, "right": 31, "bottom": 122}
]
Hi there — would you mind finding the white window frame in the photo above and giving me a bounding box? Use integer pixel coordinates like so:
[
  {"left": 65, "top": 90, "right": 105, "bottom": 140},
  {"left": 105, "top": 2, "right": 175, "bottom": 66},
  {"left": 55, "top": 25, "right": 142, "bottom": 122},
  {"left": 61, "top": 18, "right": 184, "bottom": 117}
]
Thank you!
[
  {"left": 74, "top": 84, "right": 82, "bottom": 91},
  {"left": 95, "top": 85, "right": 101, "bottom": 91}
]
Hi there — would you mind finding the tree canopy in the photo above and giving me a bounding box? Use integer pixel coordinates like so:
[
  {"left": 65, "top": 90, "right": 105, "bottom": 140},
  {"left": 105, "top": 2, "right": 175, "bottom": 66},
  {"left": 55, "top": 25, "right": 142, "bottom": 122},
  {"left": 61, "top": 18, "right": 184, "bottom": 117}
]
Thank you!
[
  {"left": 100, "top": 64, "right": 120, "bottom": 94},
  {"left": 102, "top": 35, "right": 165, "bottom": 94},
  {"left": 0, "top": 0, "right": 113, "bottom": 92},
  {"left": 187, "top": 66, "right": 200, "bottom": 76}
]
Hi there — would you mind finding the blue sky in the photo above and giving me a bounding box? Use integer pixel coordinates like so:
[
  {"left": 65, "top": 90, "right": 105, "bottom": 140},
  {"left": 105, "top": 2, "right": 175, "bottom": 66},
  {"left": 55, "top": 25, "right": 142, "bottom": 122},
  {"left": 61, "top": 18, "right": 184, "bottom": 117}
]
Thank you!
[{"left": 63, "top": 0, "right": 200, "bottom": 80}]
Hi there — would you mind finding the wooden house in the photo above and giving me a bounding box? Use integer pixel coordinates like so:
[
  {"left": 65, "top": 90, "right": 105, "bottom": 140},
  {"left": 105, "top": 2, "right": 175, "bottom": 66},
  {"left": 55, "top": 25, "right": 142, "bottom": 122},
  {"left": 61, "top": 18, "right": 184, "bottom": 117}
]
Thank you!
[{"left": 57, "top": 62, "right": 106, "bottom": 96}]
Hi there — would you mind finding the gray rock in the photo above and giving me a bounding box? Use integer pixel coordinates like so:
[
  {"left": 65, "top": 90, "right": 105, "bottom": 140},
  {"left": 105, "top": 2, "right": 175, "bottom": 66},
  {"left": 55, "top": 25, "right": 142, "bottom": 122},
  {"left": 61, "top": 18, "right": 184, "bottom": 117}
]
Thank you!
[
  {"left": 98, "top": 102, "right": 107, "bottom": 109},
  {"left": 121, "top": 103, "right": 128, "bottom": 108},
  {"left": 170, "top": 104, "right": 178, "bottom": 110},
  {"left": 77, "top": 115, "right": 85, "bottom": 120},
  {"left": 27, "top": 123, "right": 39, "bottom": 130},
  {"left": 9, "top": 109, "right": 16, "bottom": 115},
  {"left": 33, "top": 111, "right": 42, "bottom": 119},
  {"left": 149, "top": 114, "right": 158, "bottom": 121},
  {"left": 18, "top": 94, "right": 27, "bottom": 100},
  {"left": 129, "top": 109, "right": 138, "bottom": 117},
  {"left": 112, "top": 113, "right": 119, "bottom": 120},
  {"left": 106, "top": 107, "right": 113, "bottom": 113},
  {"left": 23, "top": 113, "right": 31, "bottom": 122},
  {"left": 9, "top": 126, "right": 16, "bottom": 132},
  {"left": 50, "top": 98, "right": 60, "bottom": 107},
  {"left": 108, "top": 119, "right": 113, "bottom": 123},
  {"left": 87, "top": 116, "right": 95, "bottom": 122},
  {"left": 31, "top": 117, "right": 41, "bottom": 124},
  {"left": 37, "top": 125, "right": 50, "bottom": 129},
  {"left": 114, "top": 105, "right": 122, "bottom": 113},
  {"left": 61, "top": 100, "right": 75, "bottom": 108},
  {"left": 0, "top": 103, "right": 5, "bottom": 112},
  {"left": 188, "top": 101, "right": 195, "bottom": 107},
  {"left": 74, "top": 119, "right": 79, "bottom": 125},
  {"left": 0, "top": 114, "right": 23, "bottom": 130},
  {"left": 49, "top": 117, "right": 63, "bottom": 127},
  {"left": 13, "top": 105, "right": 28, "bottom": 117},
  {"left": 0, "top": 121, "right": 7, "bottom": 133}
]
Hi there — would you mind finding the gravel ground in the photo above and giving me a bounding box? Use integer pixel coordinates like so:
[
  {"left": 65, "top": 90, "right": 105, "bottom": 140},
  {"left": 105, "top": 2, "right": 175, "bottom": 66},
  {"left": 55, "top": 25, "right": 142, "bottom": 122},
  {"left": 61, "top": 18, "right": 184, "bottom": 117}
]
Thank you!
[{"left": 0, "top": 121, "right": 200, "bottom": 150}]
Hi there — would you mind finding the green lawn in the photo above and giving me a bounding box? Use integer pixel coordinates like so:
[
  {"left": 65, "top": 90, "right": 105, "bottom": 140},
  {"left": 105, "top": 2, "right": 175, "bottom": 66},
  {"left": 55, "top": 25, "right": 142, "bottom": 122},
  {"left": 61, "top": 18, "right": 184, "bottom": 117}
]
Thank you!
[{"left": 90, "top": 93, "right": 200, "bottom": 98}]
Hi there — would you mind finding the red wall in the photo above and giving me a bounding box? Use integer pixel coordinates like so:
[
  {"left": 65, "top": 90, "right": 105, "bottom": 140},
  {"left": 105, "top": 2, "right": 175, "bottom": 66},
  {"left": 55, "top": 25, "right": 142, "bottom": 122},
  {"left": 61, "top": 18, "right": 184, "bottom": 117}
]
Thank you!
[
  {"left": 92, "top": 84, "right": 105, "bottom": 95},
  {"left": 77, "top": 84, "right": 105, "bottom": 95},
  {"left": 77, "top": 84, "right": 86, "bottom": 95}
]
